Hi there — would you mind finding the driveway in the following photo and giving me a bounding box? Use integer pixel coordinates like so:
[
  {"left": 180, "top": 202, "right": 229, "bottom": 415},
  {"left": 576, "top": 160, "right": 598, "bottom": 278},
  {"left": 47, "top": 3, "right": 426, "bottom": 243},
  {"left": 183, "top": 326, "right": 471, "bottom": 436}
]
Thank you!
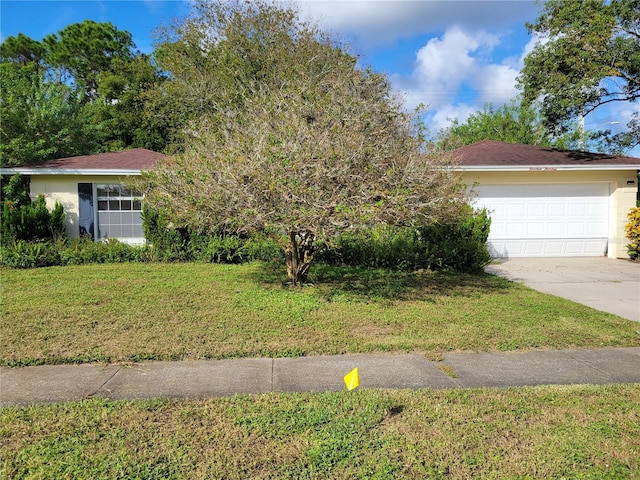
[{"left": 485, "top": 257, "right": 640, "bottom": 322}]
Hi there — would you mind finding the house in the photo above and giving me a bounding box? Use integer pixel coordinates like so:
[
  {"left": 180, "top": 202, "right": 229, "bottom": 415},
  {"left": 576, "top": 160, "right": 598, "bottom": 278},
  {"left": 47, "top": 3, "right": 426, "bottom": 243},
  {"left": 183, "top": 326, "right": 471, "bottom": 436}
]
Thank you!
[
  {"left": 0, "top": 149, "right": 164, "bottom": 244},
  {"left": 3, "top": 142, "right": 639, "bottom": 259},
  {"left": 455, "top": 140, "right": 640, "bottom": 259}
]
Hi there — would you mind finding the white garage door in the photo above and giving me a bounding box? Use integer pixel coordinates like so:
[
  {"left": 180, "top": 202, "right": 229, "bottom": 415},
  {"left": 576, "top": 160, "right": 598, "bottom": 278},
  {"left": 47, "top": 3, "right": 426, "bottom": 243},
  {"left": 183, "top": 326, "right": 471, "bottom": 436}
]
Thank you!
[{"left": 473, "top": 183, "right": 610, "bottom": 257}]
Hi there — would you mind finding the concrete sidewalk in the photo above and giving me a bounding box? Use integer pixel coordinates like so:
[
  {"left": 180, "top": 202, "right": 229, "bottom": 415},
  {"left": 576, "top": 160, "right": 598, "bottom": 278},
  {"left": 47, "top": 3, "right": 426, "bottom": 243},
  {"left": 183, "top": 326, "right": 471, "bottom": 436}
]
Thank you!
[{"left": 2, "top": 348, "right": 639, "bottom": 406}]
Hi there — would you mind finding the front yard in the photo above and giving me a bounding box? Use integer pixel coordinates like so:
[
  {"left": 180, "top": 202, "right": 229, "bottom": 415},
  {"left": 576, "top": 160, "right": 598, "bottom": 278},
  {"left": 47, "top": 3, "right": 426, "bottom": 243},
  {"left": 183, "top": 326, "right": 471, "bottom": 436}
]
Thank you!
[
  {"left": 1, "top": 262, "right": 639, "bottom": 366},
  {"left": 2, "top": 262, "right": 640, "bottom": 478}
]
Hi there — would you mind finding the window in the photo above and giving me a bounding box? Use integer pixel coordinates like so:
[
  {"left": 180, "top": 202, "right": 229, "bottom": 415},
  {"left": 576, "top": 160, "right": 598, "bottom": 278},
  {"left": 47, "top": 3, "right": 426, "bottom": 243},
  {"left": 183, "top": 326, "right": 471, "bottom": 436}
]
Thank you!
[{"left": 96, "top": 184, "right": 144, "bottom": 240}]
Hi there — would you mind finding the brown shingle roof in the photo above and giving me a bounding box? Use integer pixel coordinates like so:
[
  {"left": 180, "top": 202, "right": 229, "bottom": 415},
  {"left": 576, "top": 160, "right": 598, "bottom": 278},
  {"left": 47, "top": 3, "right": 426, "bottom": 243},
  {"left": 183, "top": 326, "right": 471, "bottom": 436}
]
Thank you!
[
  {"left": 454, "top": 140, "right": 640, "bottom": 167},
  {"left": 13, "top": 148, "right": 164, "bottom": 170}
]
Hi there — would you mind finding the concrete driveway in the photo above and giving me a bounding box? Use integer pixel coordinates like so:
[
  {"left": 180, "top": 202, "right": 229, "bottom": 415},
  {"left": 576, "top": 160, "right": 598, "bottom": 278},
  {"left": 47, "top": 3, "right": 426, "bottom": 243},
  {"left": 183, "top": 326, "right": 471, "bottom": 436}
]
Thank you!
[{"left": 485, "top": 257, "right": 640, "bottom": 322}]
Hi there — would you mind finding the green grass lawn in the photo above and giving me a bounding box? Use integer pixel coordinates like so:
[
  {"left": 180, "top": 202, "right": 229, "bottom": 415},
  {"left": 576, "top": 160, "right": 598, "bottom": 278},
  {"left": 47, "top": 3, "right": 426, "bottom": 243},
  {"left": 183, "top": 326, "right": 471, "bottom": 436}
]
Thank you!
[
  {"left": 2, "top": 262, "right": 639, "bottom": 478},
  {"left": 1, "top": 262, "right": 639, "bottom": 366},
  {"left": 2, "top": 385, "right": 639, "bottom": 479}
]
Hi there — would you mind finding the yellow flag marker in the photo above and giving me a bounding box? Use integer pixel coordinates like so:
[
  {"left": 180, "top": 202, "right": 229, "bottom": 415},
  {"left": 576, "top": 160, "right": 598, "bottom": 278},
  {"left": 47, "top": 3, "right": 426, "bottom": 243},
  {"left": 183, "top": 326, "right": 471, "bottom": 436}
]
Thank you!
[{"left": 344, "top": 367, "right": 360, "bottom": 391}]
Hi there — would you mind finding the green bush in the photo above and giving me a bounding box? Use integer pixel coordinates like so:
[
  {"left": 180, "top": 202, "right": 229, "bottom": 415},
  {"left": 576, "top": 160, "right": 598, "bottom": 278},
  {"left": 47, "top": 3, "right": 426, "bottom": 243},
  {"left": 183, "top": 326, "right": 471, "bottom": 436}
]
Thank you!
[
  {"left": 2, "top": 201, "right": 490, "bottom": 272},
  {"left": 0, "top": 238, "right": 149, "bottom": 268},
  {"left": 141, "top": 206, "right": 190, "bottom": 261},
  {"left": 141, "top": 205, "right": 283, "bottom": 263},
  {"left": 140, "top": 204, "right": 490, "bottom": 273},
  {"left": 1, "top": 174, "right": 65, "bottom": 245},
  {"left": 322, "top": 206, "right": 492, "bottom": 272},
  {"left": 0, "top": 240, "right": 60, "bottom": 268}
]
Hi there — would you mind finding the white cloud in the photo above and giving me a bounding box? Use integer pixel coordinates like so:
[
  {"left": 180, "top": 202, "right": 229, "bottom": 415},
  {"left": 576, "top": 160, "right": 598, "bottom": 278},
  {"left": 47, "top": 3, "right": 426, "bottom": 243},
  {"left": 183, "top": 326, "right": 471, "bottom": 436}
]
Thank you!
[
  {"left": 394, "top": 27, "right": 518, "bottom": 113},
  {"left": 292, "top": 0, "right": 540, "bottom": 131},
  {"left": 472, "top": 63, "right": 520, "bottom": 105},
  {"left": 296, "top": 0, "right": 537, "bottom": 47},
  {"left": 429, "top": 103, "right": 477, "bottom": 130}
]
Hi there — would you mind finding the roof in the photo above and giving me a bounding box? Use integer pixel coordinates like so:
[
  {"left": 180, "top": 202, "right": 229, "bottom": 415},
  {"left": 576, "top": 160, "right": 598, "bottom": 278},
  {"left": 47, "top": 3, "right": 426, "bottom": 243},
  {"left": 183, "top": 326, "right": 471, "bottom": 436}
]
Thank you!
[
  {"left": 0, "top": 148, "right": 164, "bottom": 176},
  {"left": 453, "top": 140, "right": 640, "bottom": 171}
]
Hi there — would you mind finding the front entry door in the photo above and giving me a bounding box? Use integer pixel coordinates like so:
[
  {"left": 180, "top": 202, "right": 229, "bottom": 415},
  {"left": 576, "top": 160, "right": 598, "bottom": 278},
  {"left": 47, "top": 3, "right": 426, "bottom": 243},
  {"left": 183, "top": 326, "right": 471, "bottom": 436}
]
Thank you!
[{"left": 78, "top": 183, "right": 94, "bottom": 238}]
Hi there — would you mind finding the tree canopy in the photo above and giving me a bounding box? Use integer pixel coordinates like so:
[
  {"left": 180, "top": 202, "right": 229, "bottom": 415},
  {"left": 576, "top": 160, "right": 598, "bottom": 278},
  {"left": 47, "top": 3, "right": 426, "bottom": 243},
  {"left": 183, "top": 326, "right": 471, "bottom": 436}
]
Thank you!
[
  {"left": 519, "top": 0, "right": 640, "bottom": 151},
  {"left": 437, "top": 100, "right": 608, "bottom": 152},
  {"left": 142, "top": 0, "right": 466, "bottom": 284},
  {"left": 437, "top": 101, "right": 552, "bottom": 150},
  {"left": 0, "top": 21, "right": 169, "bottom": 166},
  {"left": 43, "top": 20, "right": 135, "bottom": 102}
]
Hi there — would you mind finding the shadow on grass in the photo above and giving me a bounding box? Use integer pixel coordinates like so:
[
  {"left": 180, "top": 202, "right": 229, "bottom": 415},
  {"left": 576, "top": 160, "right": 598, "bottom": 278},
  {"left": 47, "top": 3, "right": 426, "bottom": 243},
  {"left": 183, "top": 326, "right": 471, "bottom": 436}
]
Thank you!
[{"left": 246, "top": 261, "right": 515, "bottom": 303}]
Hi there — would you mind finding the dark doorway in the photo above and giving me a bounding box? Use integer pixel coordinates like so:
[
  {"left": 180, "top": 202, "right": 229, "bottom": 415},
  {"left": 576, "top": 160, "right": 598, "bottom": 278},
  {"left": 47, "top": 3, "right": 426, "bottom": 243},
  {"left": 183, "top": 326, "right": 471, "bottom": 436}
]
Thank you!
[{"left": 78, "top": 183, "right": 94, "bottom": 238}]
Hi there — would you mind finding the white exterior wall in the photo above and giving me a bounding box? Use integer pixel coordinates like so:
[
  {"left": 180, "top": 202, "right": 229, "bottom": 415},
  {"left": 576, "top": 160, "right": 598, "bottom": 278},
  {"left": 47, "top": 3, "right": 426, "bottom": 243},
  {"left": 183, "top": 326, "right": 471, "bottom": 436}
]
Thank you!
[
  {"left": 460, "top": 170, "right": 638, "bottom": 259},
  {"left": 28, "top": 174, "right": 134, "bottom": 239}
]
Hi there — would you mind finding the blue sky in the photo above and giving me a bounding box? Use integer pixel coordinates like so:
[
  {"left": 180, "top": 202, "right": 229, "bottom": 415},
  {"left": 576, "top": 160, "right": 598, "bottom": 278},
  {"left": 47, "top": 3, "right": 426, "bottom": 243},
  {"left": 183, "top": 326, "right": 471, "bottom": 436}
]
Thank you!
[{"left": 1, "top": 0, "right": 637, "bottom": 153}]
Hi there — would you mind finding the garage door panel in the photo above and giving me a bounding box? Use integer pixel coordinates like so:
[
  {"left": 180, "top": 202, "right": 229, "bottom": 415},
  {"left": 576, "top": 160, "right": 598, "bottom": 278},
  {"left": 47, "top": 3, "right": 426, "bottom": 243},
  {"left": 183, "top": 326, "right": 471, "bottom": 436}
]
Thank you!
[
  {"left": 548, "top": 223, "right": 565, "bottom": 235},
  {"left": 543, "top": 241, "right": 564, "bottom": 255},
  {"left": 567, "top": 203, "right": 586, "bottom": 216},
  {"left": 527, "top": 203, "right": 545, "bottom": 216},
  {"left": 474, "top": 183, "right": 609, "bottom": 258},
  {"left": 506, "top": 223, "right": 525, "bottom": 236},
  {"left": 588, "top": 203, "right": 607, "bottom": 216},
  {"left": 526, "top": 223, "right": 545, "bottom": 235},
  {"left": 507, "top": 204, "right": 525, "bottom": 216},
  {"left": 524, "top": 242, "right": 545, "bottom": 255},
  {"left": 587, "top": 220, "right": 607, "bottom": 234},
  {"left": 547, "top": 203, "right": 565, "bottom": 217},
  {"left": 567, "top": 223, "right": 585, "bottom": 235}
]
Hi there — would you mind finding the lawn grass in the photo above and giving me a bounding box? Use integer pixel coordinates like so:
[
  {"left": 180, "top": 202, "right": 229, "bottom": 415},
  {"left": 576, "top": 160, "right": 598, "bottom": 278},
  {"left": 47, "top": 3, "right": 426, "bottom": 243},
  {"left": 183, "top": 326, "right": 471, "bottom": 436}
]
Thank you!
[
  {"left": 1, "top": 384, "right": 639, "bottom": 478},
  {"left": 1, "top": 262, "right": 639, "bottom": 366}
]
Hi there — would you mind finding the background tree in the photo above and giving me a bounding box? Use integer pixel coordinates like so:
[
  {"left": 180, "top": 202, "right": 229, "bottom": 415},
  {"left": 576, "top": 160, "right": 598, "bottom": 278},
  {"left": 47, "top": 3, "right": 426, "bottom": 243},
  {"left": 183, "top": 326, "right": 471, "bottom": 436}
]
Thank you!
[
  {"left": 437, "top": 101, "right": 550, "bottom": 150},
  {"left": 0, "top": 33, "right": 46, "bottom": 69},
  {"left": 44, "top": 20, "right": 135, "bottom": 102},
  {"left": 437, "top": 100, "right": 605, "bottom": 152},
  {"left": 1, "top": 23, "right": 169, "bottom": 166},
  {"left": 0, "top": 61, "right": 88, "bottom": 166},
  {"left": 142, "top": 0, "right": 466, "bottom": 284},
  {"left": 519, "top": 0, "right": 640, "bottom": 152},
  {"left": 84, "top": 54, "right": 169, "bottom": 152}
]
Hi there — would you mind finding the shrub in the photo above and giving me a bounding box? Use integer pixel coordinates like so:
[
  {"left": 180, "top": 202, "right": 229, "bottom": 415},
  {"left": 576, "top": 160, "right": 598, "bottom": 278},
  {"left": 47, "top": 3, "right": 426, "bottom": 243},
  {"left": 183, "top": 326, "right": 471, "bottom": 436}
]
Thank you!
[
  {"left": 0, "top": 238, "right": 150, "bottom": 268},
  {"left": 141, "top": 206, "right": 190, "bottom": 261},
  {"left": 141, "top": 205, "right": 283, "bottom": 264},
  {"left": 142, "top": 203, "right": 490, "bottom": 272},
  {"left": 323, "top": 206, "right": 492, "bottom": 273},
  {"left": 1, "top": 174, "right": 65, "bottom": 245},
  {"left": 624, "top": 207, "right": 640, "bottom": 260},
  {"left": 0, "top": 240, "right": 60, "bottom": 268},
  {"left": 418, "top": 206, "right": 492, "bottom": 272}
]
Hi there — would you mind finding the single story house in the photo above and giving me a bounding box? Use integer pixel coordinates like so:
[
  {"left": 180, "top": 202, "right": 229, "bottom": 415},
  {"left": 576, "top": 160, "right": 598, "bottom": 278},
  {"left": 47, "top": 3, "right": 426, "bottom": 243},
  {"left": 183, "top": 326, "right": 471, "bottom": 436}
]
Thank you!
[
  {"left": 2, "top": 142, "right": 639, "bottom": 259},
  {"left": 0, "top": 149, "right": 164, "bottom": 244},
  {"left": 455, "top": 140, "right": 640, "bottom": 259}
]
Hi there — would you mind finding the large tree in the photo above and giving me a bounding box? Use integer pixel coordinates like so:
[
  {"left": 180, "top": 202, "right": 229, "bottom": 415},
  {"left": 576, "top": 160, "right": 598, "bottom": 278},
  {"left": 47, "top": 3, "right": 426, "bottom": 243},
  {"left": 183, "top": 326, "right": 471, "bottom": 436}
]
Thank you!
[
  {"left": 519, "top": 0, "right": 640, "bottom": 151},
  {"left": 143, "top": 0, "right": 466, "bottom": 284}
]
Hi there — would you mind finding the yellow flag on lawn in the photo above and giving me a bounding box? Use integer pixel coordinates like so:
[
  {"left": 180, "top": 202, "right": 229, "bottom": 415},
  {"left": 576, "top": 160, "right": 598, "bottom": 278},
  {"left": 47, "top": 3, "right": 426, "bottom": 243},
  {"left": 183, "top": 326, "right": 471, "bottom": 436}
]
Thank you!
[{"left": 344, "top": 367, "right": 359, "bottom": 391}]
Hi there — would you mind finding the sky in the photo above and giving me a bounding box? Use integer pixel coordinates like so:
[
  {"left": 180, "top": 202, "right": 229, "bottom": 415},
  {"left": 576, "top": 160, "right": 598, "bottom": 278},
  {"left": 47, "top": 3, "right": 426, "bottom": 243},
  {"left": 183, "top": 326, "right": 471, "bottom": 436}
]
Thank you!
[{"left": 1, "top": 0, "right": 637, "bottom": 154}]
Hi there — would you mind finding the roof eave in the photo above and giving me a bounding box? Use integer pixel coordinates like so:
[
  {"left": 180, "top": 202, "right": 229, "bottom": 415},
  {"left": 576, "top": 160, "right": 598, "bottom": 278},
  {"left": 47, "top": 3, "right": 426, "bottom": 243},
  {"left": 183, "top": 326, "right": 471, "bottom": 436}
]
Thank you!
[
  {"left": 454, "top": 165, "right": 640, "bottom": 172},
  {"left": 0, "top": 168, "right": 144, "bottom": 176}
]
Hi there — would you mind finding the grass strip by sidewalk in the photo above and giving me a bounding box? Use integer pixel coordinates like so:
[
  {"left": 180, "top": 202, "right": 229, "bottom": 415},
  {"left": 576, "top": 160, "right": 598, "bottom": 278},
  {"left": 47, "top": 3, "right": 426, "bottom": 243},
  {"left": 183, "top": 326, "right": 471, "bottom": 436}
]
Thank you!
[
  {"left": 1, "top": 262, "right": 639, "bottom": 366},
  {"left": 1, "top": 384, "right": 639, "bottom": 478}
]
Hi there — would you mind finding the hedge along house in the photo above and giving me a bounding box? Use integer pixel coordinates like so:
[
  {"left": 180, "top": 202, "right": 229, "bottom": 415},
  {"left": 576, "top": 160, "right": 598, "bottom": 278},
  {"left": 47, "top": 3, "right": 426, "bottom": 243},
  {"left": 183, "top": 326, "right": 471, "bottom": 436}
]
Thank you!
[
  {"left": 455, "top": 140, "right": 640, "bottom": 259},
  {"left": 0, "top": 149, "right": 164, "bottom": 244}
]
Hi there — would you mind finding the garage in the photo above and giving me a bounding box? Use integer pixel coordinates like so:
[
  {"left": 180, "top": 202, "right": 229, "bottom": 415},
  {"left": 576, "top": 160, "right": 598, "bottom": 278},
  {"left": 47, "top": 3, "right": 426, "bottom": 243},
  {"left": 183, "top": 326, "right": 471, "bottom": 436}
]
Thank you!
[
  {"left": 455, "top": 140, "right": 640, "bottom": 259},
  {"left": 473, "top": 183, "right": 610, "bottom": 257}
]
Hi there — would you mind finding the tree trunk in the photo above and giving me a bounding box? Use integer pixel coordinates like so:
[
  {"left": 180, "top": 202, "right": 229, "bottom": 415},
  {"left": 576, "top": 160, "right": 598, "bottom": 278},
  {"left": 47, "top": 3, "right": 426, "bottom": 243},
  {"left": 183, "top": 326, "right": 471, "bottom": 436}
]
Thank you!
[{"left": 282, "top": 229, "right": 320, "bottom": 285}]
